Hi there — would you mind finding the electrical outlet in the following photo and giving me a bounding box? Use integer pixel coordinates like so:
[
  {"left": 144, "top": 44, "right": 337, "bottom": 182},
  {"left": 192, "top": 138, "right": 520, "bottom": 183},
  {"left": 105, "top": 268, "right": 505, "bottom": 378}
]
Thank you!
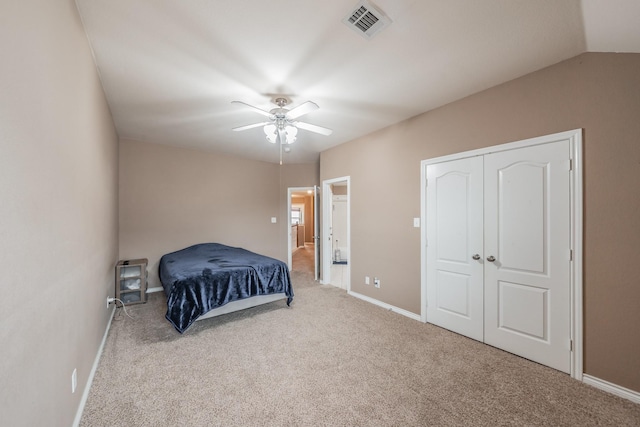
[
  {"left": 71, "top": 369, "right": 77, "bottom": 393},
  {"left": 374, "top": 277, "right": 380, "bottom": 288},
  {"left": 106, "top": 296, "right": 115, "bottom": 309},
  {"left": 365, "top": 276, "right": 370, "bottom": 285}
]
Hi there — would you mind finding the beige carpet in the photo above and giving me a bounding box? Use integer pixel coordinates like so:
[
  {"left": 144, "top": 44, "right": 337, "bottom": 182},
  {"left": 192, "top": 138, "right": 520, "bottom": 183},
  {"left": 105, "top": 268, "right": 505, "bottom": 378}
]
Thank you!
[
  {"left": 80, "top": 247, "right": 640, "bottom": 426},
  {"left": 292, "top": 243, "right": 316, "bottom": 274}
]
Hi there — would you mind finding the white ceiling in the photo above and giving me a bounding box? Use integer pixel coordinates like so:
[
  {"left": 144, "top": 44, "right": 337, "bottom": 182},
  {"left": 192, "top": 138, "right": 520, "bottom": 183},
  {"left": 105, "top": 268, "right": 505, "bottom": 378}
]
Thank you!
[{"left": 75, "top": 0, "right": 640, "bottom": 164}]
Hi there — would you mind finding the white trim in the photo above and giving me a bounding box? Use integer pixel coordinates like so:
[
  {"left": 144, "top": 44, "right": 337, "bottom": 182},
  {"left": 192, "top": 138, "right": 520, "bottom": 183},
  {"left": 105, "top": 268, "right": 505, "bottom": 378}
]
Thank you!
[
  {"left": 570, "top": 132, "right": 584, "bottom": 380},
  {"left": 420, "top": 129, "right": 584, "bottom": 379},
  {"left": 146, "top": 286, "right": 163, "bottom": 294},
  {"left": 72, "top": 308, "right": 116, "bottom": 427},
  {"left": 420, "top": 157, "right": 428, "bottom": 323},
  {"left": 321, "top": 176, "right": 350, "bottom": 290},
  {"left": 421, "top": 129, "right": 582, "bottom": 166},
  {"left": 583, "top": 374, "right": 640, "bottom": 404},
  {"left": 349, "top": 291, "right": 422, "bottom": 322}
]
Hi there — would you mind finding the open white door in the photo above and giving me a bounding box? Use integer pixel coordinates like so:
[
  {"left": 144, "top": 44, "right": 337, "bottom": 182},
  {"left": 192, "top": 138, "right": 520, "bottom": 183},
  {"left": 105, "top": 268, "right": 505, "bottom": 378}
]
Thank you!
[{"left": 314, "top": 185, "right": 320, "bottom": 281}]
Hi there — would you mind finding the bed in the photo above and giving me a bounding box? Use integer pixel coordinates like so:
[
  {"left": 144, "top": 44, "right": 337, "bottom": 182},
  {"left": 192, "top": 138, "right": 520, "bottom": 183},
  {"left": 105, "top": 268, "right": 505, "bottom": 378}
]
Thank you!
[{"left": 159, "top": 243, "right": 294, "bottom": 333}]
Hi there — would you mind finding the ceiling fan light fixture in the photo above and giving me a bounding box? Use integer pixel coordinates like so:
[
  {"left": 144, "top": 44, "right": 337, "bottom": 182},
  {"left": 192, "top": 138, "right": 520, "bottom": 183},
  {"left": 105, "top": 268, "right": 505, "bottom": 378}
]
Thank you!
[
  {"left": 233, "top": 97, "right": 332, "bottom": 157},
  {"left": 264, "top": 124, "right": 277, "bottom": 143},
  {"left": 285, "top": 125, "right": 298, "bottom": 144}
]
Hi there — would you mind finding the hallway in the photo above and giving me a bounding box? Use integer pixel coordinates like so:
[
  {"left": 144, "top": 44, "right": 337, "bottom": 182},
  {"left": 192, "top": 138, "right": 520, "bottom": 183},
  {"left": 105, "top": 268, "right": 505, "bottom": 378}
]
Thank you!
[
  {"left": 291, "top": 243, "right": 315, "bottom": 274},
  {"left": 291, "top": 243, "right": 348, "bottom": 289}
]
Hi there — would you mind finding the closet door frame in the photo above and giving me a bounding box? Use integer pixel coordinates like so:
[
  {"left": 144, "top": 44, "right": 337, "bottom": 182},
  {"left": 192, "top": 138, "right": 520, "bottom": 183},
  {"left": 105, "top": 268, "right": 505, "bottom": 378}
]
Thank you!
[{"left": 420, "top": 129, "right": 583, "bottom": 380}]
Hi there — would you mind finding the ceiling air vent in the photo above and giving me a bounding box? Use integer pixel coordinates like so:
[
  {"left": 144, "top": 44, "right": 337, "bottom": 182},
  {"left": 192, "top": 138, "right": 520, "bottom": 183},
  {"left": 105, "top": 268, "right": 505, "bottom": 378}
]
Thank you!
[{"left": 342, "top": 0, "right": 391, "bottom": 39}]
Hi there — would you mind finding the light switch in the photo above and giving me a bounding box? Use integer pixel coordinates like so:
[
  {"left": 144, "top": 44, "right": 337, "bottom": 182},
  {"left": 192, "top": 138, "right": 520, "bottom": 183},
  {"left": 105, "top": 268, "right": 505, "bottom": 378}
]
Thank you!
[
  {"left": 413, "top": 218, "right": 420, "bottom": 228},
  {"left": 271, "top": 217, "right": 277, "bottom": 223}
]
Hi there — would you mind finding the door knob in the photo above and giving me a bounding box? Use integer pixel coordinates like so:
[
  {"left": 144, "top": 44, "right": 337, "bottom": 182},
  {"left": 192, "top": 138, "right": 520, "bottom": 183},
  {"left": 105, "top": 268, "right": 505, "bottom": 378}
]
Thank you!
[
  {"left": 472, "top": 254, "right": 481, "bottom": 260},
  {"left": 487, "top": 255, "right": 496, "bottom": 262}
]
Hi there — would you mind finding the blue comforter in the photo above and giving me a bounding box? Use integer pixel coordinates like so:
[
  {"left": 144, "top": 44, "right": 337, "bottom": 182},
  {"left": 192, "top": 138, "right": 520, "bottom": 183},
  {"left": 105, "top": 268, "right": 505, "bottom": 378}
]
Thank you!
[{"left": 159, "top": 243, "right": 293, "bottom": 333}]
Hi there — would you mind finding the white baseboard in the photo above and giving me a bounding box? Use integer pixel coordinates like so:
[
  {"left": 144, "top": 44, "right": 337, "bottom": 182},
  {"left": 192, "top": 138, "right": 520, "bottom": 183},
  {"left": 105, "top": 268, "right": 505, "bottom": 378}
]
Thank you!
[
  {"left": 348, "top": 291, "right": 422, "bottom": 322},
  {"left": 72, "top": 307, "right": 116, "bottom": 427},
  {"left": 146, "top": 286, "right": 163, "bottom": 293},
  {"left": 582, "top": 374, "right": 640, "bottom": 404}
]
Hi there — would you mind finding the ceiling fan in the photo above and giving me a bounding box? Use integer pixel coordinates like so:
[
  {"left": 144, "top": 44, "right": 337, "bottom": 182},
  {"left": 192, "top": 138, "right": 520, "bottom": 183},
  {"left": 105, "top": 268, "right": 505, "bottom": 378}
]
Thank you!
[{"left": 232, "top": 97, "right": 333, "bottom": 146}]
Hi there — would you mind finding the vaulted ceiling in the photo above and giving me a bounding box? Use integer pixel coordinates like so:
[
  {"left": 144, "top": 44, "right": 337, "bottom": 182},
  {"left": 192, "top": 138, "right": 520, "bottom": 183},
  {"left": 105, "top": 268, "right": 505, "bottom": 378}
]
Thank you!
[{"left": 75, "top": 0, "right": 640, "bottom": 164}]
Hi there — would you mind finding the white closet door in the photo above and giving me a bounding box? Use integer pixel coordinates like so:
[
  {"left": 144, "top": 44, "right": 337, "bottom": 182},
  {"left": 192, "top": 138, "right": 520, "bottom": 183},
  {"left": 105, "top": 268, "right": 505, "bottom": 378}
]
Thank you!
[
  {"left": 426, "top": 157, "right": 484, "bottom": 341},
  {"left": 483, "top": 141, "right": 571, "bottom": 373}
]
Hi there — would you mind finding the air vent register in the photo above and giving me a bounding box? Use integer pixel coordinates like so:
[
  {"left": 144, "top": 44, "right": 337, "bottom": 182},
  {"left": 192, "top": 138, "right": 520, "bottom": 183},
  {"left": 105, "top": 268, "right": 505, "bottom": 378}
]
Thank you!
[{"left": 342, "top": 0, "right": 391, "bottom": 39}]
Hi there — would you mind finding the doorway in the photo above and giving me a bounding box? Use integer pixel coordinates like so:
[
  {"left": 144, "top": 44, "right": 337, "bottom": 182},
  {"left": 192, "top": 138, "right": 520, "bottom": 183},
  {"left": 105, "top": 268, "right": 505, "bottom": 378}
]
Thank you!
[
  {"left": 322, "top": 177, "right": 350, "bottom": 290},
  {"left": 287, "top": 186, "right": 319, "bottom": 278}
]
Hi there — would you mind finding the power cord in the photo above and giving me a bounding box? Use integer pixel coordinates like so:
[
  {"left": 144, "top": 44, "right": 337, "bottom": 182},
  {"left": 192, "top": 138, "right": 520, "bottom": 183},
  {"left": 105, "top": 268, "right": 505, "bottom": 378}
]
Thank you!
[{"left": 108, "top": 297, "right": 134, "bottom": 319}]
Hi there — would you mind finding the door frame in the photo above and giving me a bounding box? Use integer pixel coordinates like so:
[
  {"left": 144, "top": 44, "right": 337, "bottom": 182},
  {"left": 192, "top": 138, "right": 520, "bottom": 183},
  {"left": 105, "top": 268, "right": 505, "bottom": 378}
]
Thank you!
[
  {"left": 321, "top": 176, "right": 351, "bottom": 288},
  {"left": 420, "top": 129, "right": 583, "bottom": 379},
  {"left": 287, "top": 186, "right": 317, "bottom": 277}
]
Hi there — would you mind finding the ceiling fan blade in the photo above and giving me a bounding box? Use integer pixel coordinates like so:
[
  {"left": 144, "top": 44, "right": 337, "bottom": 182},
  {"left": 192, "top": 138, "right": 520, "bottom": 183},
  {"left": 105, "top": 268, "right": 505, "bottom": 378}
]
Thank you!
[
  {"left": 286, "top": 101, "right": 319, "bottom": 119},
  {"left": 232, "top": 122, "right": 270, "bottom": 131},
  {"left": 295, "top": 121, "right": 333, "bottom": 136},
  {"left": 231, "top": 101, "right": 273, "bottom": 118}
]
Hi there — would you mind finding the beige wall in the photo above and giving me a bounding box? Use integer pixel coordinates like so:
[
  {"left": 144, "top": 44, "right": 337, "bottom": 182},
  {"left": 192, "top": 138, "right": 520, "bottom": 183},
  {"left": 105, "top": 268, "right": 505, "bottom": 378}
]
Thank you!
[
  {"left": 320, "top": 53, "right": 640, "bottom": 392},
  {"left": 119, "top": 139, "right": 318, "bottom": 287},
  {"left": 0, "top": 1, "right": 119, "bottom": 425},
  {"left": 332, "top": 184, "right": 348, "bottom": 196}
]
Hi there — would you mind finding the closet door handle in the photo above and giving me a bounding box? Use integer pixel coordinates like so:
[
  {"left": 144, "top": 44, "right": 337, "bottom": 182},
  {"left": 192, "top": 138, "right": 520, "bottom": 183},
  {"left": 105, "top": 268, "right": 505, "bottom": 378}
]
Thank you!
[
  {"left": 486, "top": 255, "right": 496, "bottom": 262},
  {"left": 472, "top": 254, "right": 481, "bottom": 260}
]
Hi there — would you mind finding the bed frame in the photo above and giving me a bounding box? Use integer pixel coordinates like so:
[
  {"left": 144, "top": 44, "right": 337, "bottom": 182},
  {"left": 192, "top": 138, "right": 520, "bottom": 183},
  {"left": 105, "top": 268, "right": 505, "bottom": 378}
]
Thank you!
[{"left": 195, "top": 293, "right": 288, "bottom": 321}]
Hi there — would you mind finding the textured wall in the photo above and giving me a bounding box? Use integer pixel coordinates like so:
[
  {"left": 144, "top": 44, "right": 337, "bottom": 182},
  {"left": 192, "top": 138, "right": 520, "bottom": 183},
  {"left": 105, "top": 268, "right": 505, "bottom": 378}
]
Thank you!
[
  {"left": 0, "top": 0, "right": 119, "bottom": 425},
  {"left": 320, "top": 53, "right": 640, "bottom": 392}
]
